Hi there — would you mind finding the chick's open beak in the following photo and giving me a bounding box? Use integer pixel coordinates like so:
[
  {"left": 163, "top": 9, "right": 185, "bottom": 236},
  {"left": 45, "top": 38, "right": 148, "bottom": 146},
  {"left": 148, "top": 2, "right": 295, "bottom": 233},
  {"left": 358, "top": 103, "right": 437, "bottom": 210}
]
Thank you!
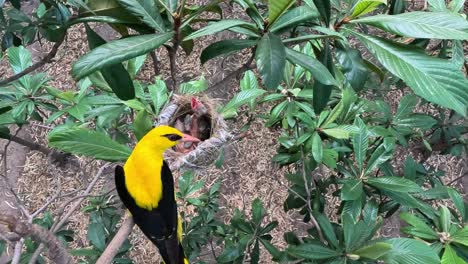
[{"left": 180, "top": 133, "right": 200, "bottom": 143}]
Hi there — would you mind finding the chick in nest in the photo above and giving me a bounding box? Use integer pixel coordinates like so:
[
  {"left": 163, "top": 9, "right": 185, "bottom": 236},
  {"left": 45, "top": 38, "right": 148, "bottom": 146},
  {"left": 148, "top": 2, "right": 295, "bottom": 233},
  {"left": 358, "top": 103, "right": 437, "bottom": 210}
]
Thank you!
[{"left": 174, "top": 97, "right": 211, "bottom": 153}]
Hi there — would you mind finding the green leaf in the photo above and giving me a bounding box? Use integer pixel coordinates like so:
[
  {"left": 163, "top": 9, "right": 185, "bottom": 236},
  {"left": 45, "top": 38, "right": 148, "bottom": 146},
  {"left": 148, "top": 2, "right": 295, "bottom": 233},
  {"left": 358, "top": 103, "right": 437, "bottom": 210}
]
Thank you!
[
  {"left": 341, "top": 179, "right": 363, "bottom": 201},
  {"left": 161, "top": 0, "right": 177, "bottom": 13},
  {"left": 381, "top": 238, "right": 440, "bottom": 264},
  {"left": 439, "top": 206, "right": 451, "bottom": 233},
  {"left": 179, "top": 76, "right": 209, "bottom": 94},
  {"left": 353, "top": 242, "right": 392, "bottom": 260},
  {"left": 85, "top": 24, "right": 135, "bottom": 100},
  {"left": 353, "top": 12, "right": 468, "bottom": 40},
  {"left": 133, "top": 110, "right": 153, "bottom": 141},
  {"left": 449, "top": 0, "right": 464, "bottom": 12},
  {"left": 148, "top": 78, "right": 168, "bottom": 115},
  {"left": 116, "top": 0, "right": 165, "bottom": 32},
  {"left": 322, "top": 126, "right": 354, "bottom": 139},
  {"left": 222, "top": 89, "right": 266, "bottom": 114},
  {"left": 364, "top": 138, "right": 394, "bottom": 175},
  {"left": 427, "top": 0, "right": 447, "bottom": 11},
  {"left": 352, "top": 117, "right": 368, "bottom": 173},
  {"left": 351, "top": 31, "right": 468, "bottom": 116},
  {"left": 8, "top": 46, "right": 32, "bottom": 74},
  {"left": 127, "top": 54, "right": 147, "bottom": 79},
  {"left": 200, "top": 39, "right": 257, "bottom": 64},
  {"left": 0, "top": 126, "right": 10, "bottom": 139},
  {"left": 285, "top": 48, "right": 337, "bottom": 86},
  {"left": 367, "top": 177, "right": 422, "bottom": 193},
  {"left": 256, "top": 33, "right": 286, "bottom": 89},
  {"left": 268, "top": 0, "right": 295, "bottom": 26},
  {"left": 441, "top": 245, "right": 466, "bottom": 264},
  {"left": 48, "top": 128, "right": 131, "bottom": 161},
  {"left": 394, "top": 95, "right": 417, "bottom": 120},
  {"left": 452, "top": 226, "right": 468, "bottom": 246},
  {"left": 314, "top": 213, "right": 339, "bottom": 248},
  {"left": 270, "top": 6, "right": 319, "bottom": 32},
  {"left": 252, "top": 198, "right": 265, "bottom": 225},
  {"left": 448, "top": 188, "right": 465, "bottom": 222},
  {"left": 336, "top": 43, "right": 369, "bottom": 91},
  {"left": 311, "top": 132, "right": 323, "bottom": 163},
  {"left": 400, "top": 212, "right": 438, "bottom": 240},
  {"left": 184, "top": 20, "right": 255, "bottom": 40},
  {"left": 287, "top": 243, "right": 341, "bottom": 260},
  {"left": 351, "top": 0, "right": 387, "bottom": 18},
  {"left": 87, "top": 223, "right": 106, "bottom": 251},
  {"left": 313, "top": 40, "right": 334, "bottom": 113},
  {"left": 313, "top": 0, "right": 331, "bottom": 25},
  {"left": 72, "top": 32, "right": 174, "bottom": 80}
]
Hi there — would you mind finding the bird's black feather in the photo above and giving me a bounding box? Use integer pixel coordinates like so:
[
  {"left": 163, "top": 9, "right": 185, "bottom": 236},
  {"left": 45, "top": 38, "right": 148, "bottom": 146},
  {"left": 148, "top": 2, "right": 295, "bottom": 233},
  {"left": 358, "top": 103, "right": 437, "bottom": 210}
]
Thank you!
[{"left": 115, "top": 163, "right": 185, "bottom": 264}]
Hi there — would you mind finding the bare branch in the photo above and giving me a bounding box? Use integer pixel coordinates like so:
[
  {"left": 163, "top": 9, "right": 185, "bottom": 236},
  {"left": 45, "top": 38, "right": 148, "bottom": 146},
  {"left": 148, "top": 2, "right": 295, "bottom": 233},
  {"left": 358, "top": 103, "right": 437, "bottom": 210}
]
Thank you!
[
  {"left": 209, "top": 50, "right": 255, "bottom": 92},
  {"left": 96, "top": 213, "right": 135, "bottom": 264},
  {"left": 150, "top": 51, "right": 160, "bottom": 76},
  {"left": 0, "top": 38, "right": 65, "bottom": 86},
  {"left": 0, "top": 214, "right": 72, "bottom": 264}
]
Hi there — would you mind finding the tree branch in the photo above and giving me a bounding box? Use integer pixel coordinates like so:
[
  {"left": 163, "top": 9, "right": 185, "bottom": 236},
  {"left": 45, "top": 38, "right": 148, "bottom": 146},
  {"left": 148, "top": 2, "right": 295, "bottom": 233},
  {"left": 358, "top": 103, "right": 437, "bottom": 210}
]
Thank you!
[
  {"left": 96, "top": 213, "right": 135, "bottom": 264},
  {"left": 0, "top": 214, "right": 72, "bottom": 264},
  {"left": 0, "top": 38, "right": 65, "bottom": 86},
  {"left": 209, "top": 51, "right": 255, "bottom": 92}
]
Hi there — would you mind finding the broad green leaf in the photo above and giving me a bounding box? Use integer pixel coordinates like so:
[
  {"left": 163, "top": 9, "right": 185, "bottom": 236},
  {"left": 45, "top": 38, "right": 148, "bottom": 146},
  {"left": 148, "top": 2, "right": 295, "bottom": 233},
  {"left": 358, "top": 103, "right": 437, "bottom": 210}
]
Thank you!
[
  {"left": 313, "top": 0, "right": 331, "bottom": 25},
  {"left": 353, "top": 242, "right": 392, "bottom": 260},
  {"left": 448, "top": 188, "right": 465, "bottom": 222},
  {"left": 48, "top": 128, "right": 131, "bottom": 161},
  {"left": 311, "top": 132, "right": 323, "bottom": 163},
  {"left": 427, "top": 0, "right": 447, "bottom": 11},
  {"left": 200, "top": 39, "right": 257, "bottom": 64},
  {"left": 287, "top": 243, "right": 340, "bottom": 260},
  {"left": 127, "top": 54, "right": 147, "bottom": 79},
  {"left": 441, "top": 245, "right": 465, "bottom": 264},
  {"left": 364, "top": 138, "right": 394, "bottom": 175},
  {"left": 314, "top": 213, "right": 339, "bottom": 249},
  {"left": 85, "top": 24, "right": 135, "bottom": 100},
  {"left": 351, "top": 31, "right": 468, "bottom": 116},
  {"left": 8, "top": 46, "right": 32, "bottom": 74},
  {"left": 72, "top": 32, "right": 174, "bottom": 80},
  {"left": 252, "top": 198, "right": 265, "bottom": 225},
  {"left": 241, "top": 70, "right": 259, "bottom": 90},
  {"left": 148, "top": 78, "right": 168, "bottom": 115},
  {"left": 184, "top": 20, "right": 255, "bottom": 40},
  {"left": 352, "top": 117, "right": 368, "bottom": 173},
  {"left": 381, "top": 238, "right": 440, "bottom": 264},
  {"left": 134, "top": 110, "right": 153, "bottom": 140},
  {"left": 87, "top": 223, "right": 106, "bottom": 251},
  {"left": 222, "top": 89, "right": 266, "bottom": 114},
  {"left": 341, "top": 179, "right": 363, "bottom": 200},
  {"left": 367, "top": 177, "right": 422, "bottom": 193},
  {"left": 336, "top": 43, "right": 369, "bottom": 91},
  {"left": 353, "top": 12, "right": 468, "bottom": 40},
  {"left": 351, "top": 0, "right": 386, "bottom": 18},
  {"left": 313, "top": 40, "right": 334, "bottom": 113},
  {"left": 394, "top": 95, "right": 417, "bottom": 120},
  {"left": 161, "top": 0, "right": 177, "bottom": 13},
  {"left": 285, "top": 48, "right": 337, "bottom": 86},
  {"left": 439, "top": 206, "right": 451, "bottom": 233},
  {"left": 179, "top": 76, "right": 208, "bottom": 94},
  {"left": 256, "top": 33, "right": 286, "bottom": 89},
  {"left": 451, "top": 226, "right": 468, "bottom": 246},
  {"left": 270, "top": 6, "right": 319, "bottom": 32},
  {"left": 322, "top": 126, "right": 353, "bottom": 139},
  {"left": 385, "top": 191, "right": 435, "bottom": 217},
  {"left": 268, "top": 0, "right": 295, "bottom": 26},
  {"left": 451, "top": 40, "right": 464, "bottom": 70},
  {"left": 116, "top": 0, "right": 165, "bottom": 32},
  {"left": 449, "top": 0, "right": 464, "bottom": 12},
  {"left": 400, "top": 212, "right": 438, "bottom": 240}
]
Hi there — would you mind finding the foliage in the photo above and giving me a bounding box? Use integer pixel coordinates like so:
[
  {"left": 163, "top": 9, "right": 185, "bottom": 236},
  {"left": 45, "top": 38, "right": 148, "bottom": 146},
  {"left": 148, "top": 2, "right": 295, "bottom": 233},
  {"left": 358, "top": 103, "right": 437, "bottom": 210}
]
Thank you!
[{"left": 1, "top": 0, "right": 468, "bottom": 263}]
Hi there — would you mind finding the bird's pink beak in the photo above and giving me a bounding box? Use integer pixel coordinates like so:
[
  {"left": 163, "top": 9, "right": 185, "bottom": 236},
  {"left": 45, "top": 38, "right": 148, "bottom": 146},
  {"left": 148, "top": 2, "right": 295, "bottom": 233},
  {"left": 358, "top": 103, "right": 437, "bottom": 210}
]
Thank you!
[{"left": 181, "top": 133, "right": 200, "bottom": 143}]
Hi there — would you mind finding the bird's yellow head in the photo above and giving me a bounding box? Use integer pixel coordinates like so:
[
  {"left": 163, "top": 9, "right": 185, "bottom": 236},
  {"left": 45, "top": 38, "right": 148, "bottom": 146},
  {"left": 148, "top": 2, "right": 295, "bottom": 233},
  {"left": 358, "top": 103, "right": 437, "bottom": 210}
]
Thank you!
[{"left": 139, "top": 125, "right": 200, "bottom": 152}]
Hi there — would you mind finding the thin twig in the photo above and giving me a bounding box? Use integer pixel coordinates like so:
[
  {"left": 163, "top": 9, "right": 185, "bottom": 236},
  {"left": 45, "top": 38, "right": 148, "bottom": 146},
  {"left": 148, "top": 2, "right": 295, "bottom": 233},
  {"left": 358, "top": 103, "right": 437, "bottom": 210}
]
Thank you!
[
  {"left": 0, "top": 214, "right": 72, "bottom": 264},
  {"left": 28, "top": 164, "right": 109, "bottom": 264},
  {"left": 150, "top": 51, "right": 160, "bottom": 76},
  {"left": 96, "top": 213, "right": 135, "bottom": 264},
  {"left": 11, "top": 239, "right": 24, "bottom": 264},
  {"left": 209, "top": 50, "right": 255, "bottom": 92},
  {"left": 0, "top": 38, "right": 65, "bottom": 85}
]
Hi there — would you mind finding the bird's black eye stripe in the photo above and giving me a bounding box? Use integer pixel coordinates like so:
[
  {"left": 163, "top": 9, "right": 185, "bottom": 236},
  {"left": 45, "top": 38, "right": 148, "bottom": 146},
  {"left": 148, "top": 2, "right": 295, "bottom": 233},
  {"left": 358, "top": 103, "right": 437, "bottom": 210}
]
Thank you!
[{"left": 163, "top": 134, "right": 182, "bottom": 141}]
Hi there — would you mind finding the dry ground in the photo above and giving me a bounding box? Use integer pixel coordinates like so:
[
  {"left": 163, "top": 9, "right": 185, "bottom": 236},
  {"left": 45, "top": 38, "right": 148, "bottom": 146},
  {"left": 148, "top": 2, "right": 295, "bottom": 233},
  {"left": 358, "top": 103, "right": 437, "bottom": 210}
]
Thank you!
[{"left": 0, "top": 0, "right": 467, "bottom": 263}]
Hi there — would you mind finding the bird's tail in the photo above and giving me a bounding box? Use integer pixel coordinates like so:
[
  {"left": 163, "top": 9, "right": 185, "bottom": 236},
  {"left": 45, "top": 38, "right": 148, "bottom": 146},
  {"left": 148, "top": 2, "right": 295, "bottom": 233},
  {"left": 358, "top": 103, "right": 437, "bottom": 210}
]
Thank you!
[{"left": 156, "top": 238, "right": 189, "bottom": 264}]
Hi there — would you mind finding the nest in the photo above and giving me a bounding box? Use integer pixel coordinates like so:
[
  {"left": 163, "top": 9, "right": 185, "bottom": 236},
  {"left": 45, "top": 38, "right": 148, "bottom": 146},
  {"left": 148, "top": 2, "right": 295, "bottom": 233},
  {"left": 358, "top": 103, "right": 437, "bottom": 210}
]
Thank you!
[{"left": 155, "top": 95, "right": 233, "bottom": 170}]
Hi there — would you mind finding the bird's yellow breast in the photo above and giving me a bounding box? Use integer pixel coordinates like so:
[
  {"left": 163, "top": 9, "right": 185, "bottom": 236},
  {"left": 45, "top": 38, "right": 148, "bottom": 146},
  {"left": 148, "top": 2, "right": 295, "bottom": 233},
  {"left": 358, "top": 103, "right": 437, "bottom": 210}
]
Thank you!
[{"left": 123, "top": 148, "right": 164, "bottom": 210}]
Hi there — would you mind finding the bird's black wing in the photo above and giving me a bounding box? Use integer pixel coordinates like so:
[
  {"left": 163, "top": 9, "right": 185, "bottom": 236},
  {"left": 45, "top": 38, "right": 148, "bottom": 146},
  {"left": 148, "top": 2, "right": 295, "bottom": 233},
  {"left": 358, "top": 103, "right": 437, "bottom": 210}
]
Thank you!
[{"left": 114, "top": 164, "right": 182, "bottom": 264}]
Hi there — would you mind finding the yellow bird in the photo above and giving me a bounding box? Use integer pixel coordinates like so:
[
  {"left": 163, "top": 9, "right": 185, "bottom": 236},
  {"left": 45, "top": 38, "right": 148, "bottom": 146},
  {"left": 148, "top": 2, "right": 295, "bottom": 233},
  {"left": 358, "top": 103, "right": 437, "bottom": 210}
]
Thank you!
[{"left": 115, "top": 125, "right": 199, "bottom": 264}]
